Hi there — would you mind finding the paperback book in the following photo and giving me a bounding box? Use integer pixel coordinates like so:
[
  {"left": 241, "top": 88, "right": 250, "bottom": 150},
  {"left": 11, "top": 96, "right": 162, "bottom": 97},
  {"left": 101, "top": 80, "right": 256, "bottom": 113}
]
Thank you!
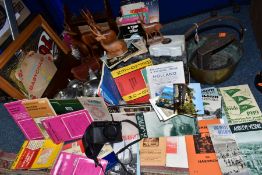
[
  {"left": 145, "top": 61, "right": 186, "bottom": 98},
  {"left": 185, "top": 119, "right": 222, "bottom": 175},
  {"left": 50, "top": 152, "right": 107, "bottom": 175},
  {"left": 111, "top": 58, "right": 152, "bottom": 104},
  {"left": 42, "top": 109, "right": 93, "bottom": 144},
  {"left": 136, "top": 112, "right": 199, "bottom": 138},
  {"left": 11, "top": 139, "right": 63, "bottom": 170},
  {"left": 230, "top": 121, "right": 262, "bottom": 175},
  {"left": 219, "top": 84, "right": 262, "bottom": 124},
  {"left": 77, "top": 97, "right": 111, "bottom": 121},
  {"left": 208, "top": 124, "right": 250, "bottom": 175},
  {"left": 4, "top": 100, "right": 44, "bottom": 140}
]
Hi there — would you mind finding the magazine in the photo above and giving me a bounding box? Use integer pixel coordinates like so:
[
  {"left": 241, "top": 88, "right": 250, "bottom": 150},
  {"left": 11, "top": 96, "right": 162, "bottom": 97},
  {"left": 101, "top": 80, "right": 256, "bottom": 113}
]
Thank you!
[
  {"left": 136, "top": 112, "right": 199, "bottom": 138},
  {"left": 230, "top": 121, "right": 262, "bottom": 175},
  {"left": 208, "top": 124, "right": 250, "bottom": 175},
  {"left": 219, "top": 84, "right": 262, "bottom": 124}
]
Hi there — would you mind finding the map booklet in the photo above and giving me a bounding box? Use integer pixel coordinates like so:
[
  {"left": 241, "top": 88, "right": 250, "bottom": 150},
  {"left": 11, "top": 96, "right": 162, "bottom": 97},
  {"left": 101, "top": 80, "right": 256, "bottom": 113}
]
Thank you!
[
  {"left": 219, "top": 84, "right": 262, "bottom": 124},
  {"left": 208, "top": 124, "right": 250, "bottom": 175},
  {"left": 11, "top": 139, "right": 63, "bottom": 170}
]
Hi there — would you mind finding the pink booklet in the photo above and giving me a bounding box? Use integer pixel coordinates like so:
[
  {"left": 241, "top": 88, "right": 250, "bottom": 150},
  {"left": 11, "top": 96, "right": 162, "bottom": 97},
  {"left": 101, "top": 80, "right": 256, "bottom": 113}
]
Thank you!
[
  {"left": 51, "top": 152, "right": 107, "bottom": 175},
  {"left": 4, "top": 101, "right": 44, "bottom": 140},
  {"left": 42, "top": 109, "right": 93, "bottom": 144}
]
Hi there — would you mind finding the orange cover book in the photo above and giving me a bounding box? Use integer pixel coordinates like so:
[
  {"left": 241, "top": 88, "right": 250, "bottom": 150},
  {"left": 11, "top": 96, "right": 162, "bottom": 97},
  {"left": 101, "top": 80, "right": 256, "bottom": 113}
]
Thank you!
[{"left": 185, "top": 119, "right": 222, "bottom": 175}]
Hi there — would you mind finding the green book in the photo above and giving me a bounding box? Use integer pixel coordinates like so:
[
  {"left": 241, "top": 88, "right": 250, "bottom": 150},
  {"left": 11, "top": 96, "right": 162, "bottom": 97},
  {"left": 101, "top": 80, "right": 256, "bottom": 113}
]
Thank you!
[
  {"left": 219, "top": 84, "right": 262, "bottom": 124},
  {"left": 49, "top": 99, "right": 84, "bottom": 115}
]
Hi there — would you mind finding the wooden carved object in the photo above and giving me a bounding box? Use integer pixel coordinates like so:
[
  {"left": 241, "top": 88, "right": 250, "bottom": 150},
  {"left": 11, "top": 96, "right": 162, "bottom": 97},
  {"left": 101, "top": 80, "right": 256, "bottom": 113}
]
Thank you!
[
  {"left": 138, "top": 12, "right": 163, "bottom": 45},
  {"left": 82, "top": 10, "right": 128, "bottom": 59}
]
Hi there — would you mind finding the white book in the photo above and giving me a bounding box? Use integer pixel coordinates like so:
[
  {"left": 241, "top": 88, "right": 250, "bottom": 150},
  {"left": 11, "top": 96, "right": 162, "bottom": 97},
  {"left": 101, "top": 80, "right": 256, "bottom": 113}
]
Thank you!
[
  {"left": 166, "top": 136, "right": 188, "bottom": 168},
  {"left": 146, "top": 61, "right": 185, "bottom": 98}
]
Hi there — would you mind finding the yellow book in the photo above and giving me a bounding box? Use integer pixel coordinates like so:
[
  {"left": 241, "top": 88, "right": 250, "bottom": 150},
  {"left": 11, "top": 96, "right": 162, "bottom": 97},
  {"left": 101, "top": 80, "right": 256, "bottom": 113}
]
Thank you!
[{"left": 11, "top": 139, "right": 63, "bottom": 170}]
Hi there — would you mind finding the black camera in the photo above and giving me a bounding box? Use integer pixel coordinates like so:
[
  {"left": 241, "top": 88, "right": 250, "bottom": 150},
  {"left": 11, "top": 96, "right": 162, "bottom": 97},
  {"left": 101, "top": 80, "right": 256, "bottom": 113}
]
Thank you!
[{"left": 88, "top": 121, "right": 123, "bottom": 144}]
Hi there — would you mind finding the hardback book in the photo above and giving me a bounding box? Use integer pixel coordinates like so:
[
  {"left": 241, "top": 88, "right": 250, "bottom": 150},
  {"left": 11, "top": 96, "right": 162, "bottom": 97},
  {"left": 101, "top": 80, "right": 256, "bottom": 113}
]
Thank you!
[
  {"left": 219, "top": 84, "right": 262, "bottom": 124},
  {"left": 139, "top": 137, "right": 166, "bottom": 166},
  {"left": 208, "top": 124, "right": 250, "bottom": 175},
  {"left": 11, "top": 139, "right": 63, "bottom": 170},
  {"left": 42, "top": 109, "right": 93, "bottom": 144},
  {"left": 230, "top": 121, "right": 262, "bottom": 175},
  {"left": 22, "top": 98, "right": 57, "bottom": 138},
  {"left": 77, "top": 97, "right": 111, "bottom": 121},
  {"left": 49, "top": 99, "right": 84, "bottom": 115},
  {"left": 4, "top": 100, "right": 44, "bottom": 140},
  {"left": 136, "top": 112, "right": 199, "bottom": 138},
  {"left": 50, "top": 152, "right": 107, "bottom": 175},
  {"left": 145, "top": 61, "right": 185, "bottom": 98},
  {"left": 185, "top": 119, "right": 222, "bottom": 175},
  {"left": 111, "top": 58, "right": 153, "bottom": 104}
]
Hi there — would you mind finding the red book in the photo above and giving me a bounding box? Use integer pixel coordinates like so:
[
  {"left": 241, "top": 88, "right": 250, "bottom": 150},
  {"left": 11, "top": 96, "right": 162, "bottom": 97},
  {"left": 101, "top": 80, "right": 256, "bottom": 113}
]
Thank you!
[{"left": 111, "top": 58, "right": 152, "bottom": 104}]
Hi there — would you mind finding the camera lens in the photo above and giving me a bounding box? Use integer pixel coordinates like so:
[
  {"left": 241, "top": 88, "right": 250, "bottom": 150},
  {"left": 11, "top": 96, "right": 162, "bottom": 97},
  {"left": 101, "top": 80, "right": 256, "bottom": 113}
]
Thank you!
[{"left": 103, "top": 125, "right": 118, "bottom": 139}]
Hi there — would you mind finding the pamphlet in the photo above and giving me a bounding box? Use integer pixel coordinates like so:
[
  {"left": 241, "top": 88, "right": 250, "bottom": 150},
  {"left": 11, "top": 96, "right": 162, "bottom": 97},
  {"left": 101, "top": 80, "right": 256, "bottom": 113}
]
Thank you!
[
  {"left": 77, "top": 97, "right": 111, "bottom": 121},
  {"left": 49, "top": 99, "right": 84, "bottom": 115},
  {"left": 219, "top": 84, "right": 262, "bottom": 124},
  {"left": 146, "top": 61, "right": 185, "bottom": 98},
  {"left": 201, "top": 95, "right": 222, "bottom": 120},
  {"left": 11, "top": 139, "right": 63, "bottom": 170},
  {"left": 208, "top": 124, "right": 250, "bottom": 175},
  {"left": 4, "top": 100, "right": 44, "bottom": 140},
  {"left": 42, "top": 109, "right": 93, "bottom": 144}
]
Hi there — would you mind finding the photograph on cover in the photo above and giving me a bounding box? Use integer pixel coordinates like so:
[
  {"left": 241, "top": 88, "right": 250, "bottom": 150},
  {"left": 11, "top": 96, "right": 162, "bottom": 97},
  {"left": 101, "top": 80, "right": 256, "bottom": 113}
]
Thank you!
[
  {"left": 136, "top": 112, "right": 199, "bottom": 138},
  {"left": 193, "top": 133, "right": 215, "bottom": 154},
  {"left": 234, "top": 130, "right": 262, "bottom": 175}
]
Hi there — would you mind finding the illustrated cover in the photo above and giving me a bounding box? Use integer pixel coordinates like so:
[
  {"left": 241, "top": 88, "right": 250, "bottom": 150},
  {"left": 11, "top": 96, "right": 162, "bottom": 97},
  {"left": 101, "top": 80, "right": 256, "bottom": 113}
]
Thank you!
[
  {"left": 4, "top": 100, "right": 44, "bottom": 140},
  {"left": 22, "top": 98, "right": 57, "bottom": 138},
  {"left": 208, "top": 124, "right": 250, "bottom": 175},
  {"left": 185, "top": 119, "right": 222, "bottom": 175},
  {"left": 111, "top": 58, "right": 153, "bottom": 104},
  {"left": 136, "top": 112, "right": 199, "bottom": 138},
  {"left": 50, "top": 152, "right": 107, "bottom": 175},
  {"left": 49, "top": 99, "right": 84, "bottom": 115},
  {"left": 201, "top": 95, "right": 222, "bottom": 120},
  {"left": 42, "top": 109, "right": 93, "bottom": 144},
  {"left": 108, "top": 136, "right": 140, "bottom": 175},
  {"left": 77, "top": 97, "right": 111, "bottom": 121},
  {"left": 140, "top": 137, "right": 166, "bottom": 166},
  {"left": 11, "top": 139, "right": 63, "bottom": 170},
  {"left": 97, "top": 63, "right": 123, "bottom": 105},
  {"left": 120, "top": 2, "right": 145, "bottom": 16},
  {"left": 202, "top": 87, "right": 219, "bottom": 96},
  {"left": 146, "top": 61, "right": 185, "bottom": 98},
  {"left": 166, "top": 136, "right": 188, "bottom": 168},
  {"left": 230, "top": 121, "right": 262, "bottom": 175},
  {"left": 219, "top": 84, "right": 262, "bottom": 124},
  {"left": 62, "top": 140, "right": 85, "bottom": 156},
  {"left": 0, "top": 150, "right": 49, "bottom": 175},
  {"left": 173, "top": 83, "right": 204, "bottom": 116}
]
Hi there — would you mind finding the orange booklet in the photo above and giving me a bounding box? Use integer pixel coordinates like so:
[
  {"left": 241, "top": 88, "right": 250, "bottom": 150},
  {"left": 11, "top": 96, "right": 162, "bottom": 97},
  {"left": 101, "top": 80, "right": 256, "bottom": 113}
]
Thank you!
[{"left": 185, "top": 119, "right": 222, "bottom": 175}]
